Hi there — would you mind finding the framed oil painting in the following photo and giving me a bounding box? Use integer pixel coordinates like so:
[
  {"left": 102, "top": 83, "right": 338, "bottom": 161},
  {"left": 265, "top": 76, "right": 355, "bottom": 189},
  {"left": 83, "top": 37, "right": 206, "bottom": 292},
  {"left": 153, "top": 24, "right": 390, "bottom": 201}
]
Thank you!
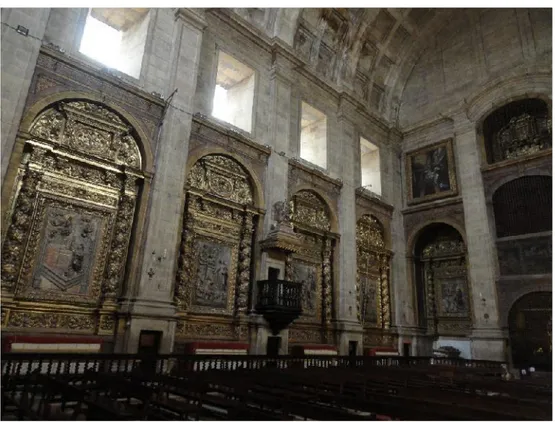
[{"left": 405, "top": 139, "right": 458, "bottom": 205}]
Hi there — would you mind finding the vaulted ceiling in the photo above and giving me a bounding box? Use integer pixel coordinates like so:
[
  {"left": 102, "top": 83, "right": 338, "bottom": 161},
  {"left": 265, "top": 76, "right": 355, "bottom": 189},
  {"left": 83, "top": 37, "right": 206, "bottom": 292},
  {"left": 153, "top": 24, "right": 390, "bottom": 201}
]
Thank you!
[{"left": 231, "top": 8, "right": 456, "bottom": 123}]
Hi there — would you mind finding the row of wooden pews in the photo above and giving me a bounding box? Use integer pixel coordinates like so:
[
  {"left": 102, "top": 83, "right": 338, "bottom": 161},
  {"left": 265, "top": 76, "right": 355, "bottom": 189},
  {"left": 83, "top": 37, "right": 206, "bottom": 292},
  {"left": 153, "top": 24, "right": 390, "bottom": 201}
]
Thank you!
[{"left": 2, "top": 360, "right": 551, "bottom": 421}]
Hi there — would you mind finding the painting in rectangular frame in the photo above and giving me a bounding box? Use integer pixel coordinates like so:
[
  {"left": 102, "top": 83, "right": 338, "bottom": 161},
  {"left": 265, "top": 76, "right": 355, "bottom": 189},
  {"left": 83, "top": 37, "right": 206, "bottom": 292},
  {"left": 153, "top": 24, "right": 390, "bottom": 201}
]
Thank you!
[{"left": 405, "top": 138, "right": 458, "bottom": 205}]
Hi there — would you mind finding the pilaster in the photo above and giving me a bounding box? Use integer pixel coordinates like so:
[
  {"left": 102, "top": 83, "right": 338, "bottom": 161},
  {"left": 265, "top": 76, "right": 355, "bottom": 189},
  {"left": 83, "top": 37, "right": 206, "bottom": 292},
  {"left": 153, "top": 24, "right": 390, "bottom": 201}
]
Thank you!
[
  {"left": 1, "top": 8, "right": 50, "bottom": 185},
  {"left": 453, "top": 112, "right": 504, "bottom": 360},
  {"left": 118, "top": 9, "right": 207, "bottom": 353}
]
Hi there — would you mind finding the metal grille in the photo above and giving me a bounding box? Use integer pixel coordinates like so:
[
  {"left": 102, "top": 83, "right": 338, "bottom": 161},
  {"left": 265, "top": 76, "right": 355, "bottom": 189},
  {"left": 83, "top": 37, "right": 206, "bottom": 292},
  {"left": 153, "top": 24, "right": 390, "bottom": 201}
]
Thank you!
[{"left": 493, "top": 176, "right": 552, "bottom": 238}]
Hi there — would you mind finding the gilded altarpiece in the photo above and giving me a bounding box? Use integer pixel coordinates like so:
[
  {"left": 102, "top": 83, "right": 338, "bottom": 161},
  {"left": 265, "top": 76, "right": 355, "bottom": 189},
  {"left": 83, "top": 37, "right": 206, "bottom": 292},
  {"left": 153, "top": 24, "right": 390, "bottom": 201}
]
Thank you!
[
  {"left": 1, "top": 100, "right": 143, "bottom": 335},
  {"left": 288, "top": 190, "right": 335, "bottom": 345},
  {"left": 420, "top": 236, "right": 471, "bottom": 336},
  {"left": 174, "top": 154, "right": 260, "bottom": 341},
  {"left": 356, "top": 215, "right": 392, "bottom": 347}
]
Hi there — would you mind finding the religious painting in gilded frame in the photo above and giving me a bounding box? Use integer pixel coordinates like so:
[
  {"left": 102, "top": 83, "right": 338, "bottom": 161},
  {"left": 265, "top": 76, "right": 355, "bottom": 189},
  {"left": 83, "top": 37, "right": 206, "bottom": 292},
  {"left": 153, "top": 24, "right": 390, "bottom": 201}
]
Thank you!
[{"left": 405, "top": 138, "right": 458, "bottom": 205}]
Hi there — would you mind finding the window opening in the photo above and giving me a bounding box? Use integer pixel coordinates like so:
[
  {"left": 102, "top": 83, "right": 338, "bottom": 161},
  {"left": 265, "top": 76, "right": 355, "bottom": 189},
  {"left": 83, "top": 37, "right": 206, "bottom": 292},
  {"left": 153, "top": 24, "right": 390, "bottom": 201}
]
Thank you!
[
  {"left": 300, "top": 102, "right": 327, "bottom": 168},
  {"left": 360, "top": 136, "right": 381, "bottom": 195},
  {"left": 212, "top": 51, "right": 255, "bottom": 133}
]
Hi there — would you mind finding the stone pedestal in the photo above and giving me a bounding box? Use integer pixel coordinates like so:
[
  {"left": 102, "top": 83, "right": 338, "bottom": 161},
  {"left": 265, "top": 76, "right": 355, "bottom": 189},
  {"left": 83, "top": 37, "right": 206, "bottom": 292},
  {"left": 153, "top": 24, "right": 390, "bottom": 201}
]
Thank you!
[{"left": 334, "top": 320, "right": 364, "bottom": 355}]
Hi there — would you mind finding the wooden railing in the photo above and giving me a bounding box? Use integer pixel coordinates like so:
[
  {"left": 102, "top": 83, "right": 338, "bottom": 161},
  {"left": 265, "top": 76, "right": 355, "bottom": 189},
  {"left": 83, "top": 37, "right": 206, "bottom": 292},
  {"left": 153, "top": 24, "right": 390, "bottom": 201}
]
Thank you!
[{"left": 1, "top": 354, "right": 506, "bottom": 380}]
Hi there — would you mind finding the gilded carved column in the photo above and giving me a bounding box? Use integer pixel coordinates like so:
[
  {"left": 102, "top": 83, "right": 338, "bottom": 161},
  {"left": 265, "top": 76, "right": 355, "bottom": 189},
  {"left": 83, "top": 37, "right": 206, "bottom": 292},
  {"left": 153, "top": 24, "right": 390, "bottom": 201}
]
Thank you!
[
  {"left": 380, "top": 254, "right": 391, "bottom": 330},
  {"left": 103, "top": 191, "right": 136, "bottom": 300},
  {"left": 1, "top": 165, "right": 41, "bottom": 293},
  {"left": 236, "top": 213, "right": 253, "bottom": 315},
  {"left": 322, "top": 237, "right": 333, "bottom": 325},
  {"left": 174, "top": 200, "right": 196, "bottom": 310}
]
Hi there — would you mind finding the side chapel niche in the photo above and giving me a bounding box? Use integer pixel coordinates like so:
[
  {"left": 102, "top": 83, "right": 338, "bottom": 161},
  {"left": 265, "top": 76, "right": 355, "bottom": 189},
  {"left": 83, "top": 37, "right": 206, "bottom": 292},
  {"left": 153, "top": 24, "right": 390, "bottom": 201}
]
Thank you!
[
  {"left": 413, "top": 224, "right": 471, "bottom": 337},
  {"left": 174, "top": 154, "right": 260, "bottom": 342},
  {"left": 288, "top": 190, "right": 336, "bottom": 344},
  {"left": 355, "top": 215, "right": 391, "bottom": 346},
  {"left": 1, "top": 100, "right": 143, "bottom": 335}
]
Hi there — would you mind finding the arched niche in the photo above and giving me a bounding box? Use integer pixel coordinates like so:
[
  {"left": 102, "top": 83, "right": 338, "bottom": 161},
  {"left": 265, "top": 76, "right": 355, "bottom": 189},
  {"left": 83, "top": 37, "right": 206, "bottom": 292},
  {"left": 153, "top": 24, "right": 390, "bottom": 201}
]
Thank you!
[
  {"left": 508, "top": 292, "right": 552, "bottom": 370},
  {"left": 287, "top": 189, "right": 336, "bottom": 344},
  {"left": 174, "top": 154, "right": 261, "bottom": 341},
  {"left": 1, "top": 99, "right": 146, "bottom": 335},
  {"left": 482, "top": 98, "right": 551, "bottom": 165},
  {"left": 355, "top": 215, "right": 391, "bottom": 341},
  {"left": 413, "top": 223, "right": 471, "bottom": 336}
]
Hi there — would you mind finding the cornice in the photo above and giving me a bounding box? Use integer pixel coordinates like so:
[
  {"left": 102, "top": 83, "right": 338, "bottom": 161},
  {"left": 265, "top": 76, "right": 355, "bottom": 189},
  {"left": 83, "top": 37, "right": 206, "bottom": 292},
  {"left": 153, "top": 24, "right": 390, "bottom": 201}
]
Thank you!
[
  {"left": 401, "top": 196, "right": 463, "bottom": 215},
  {"left": 355, "top": 189, "right": 394, "bottom": 215},
  {"left": 192, "top": 113, "right": 272, "bottom": 156},
  {"left": 402, "top": 115, "right": 455, "bottom": 139},
  {"left": 207, "top": 9, "right": 394, "bottom": 135},
  {"left": 289, "top": 159, "right": 343, "bottom": 189},
  {"left": 39, "top": 46, "right": 166, "bottom": 108},
  {"left": 175, "top": 8, "right": 207, "bottom": 31}
]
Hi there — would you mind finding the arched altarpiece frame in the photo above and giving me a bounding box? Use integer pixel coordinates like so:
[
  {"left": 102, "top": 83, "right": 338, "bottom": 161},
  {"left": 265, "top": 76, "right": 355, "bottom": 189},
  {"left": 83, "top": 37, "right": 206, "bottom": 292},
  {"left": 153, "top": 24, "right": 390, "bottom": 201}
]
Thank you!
[
  {"left": 1, "top": 100, "right": 145, "bottom": 335},
  {"left": 356, "top": 215, "right": 391, "bottom": 346},
  {"left": 414, "top": 224, "right": 472, "bottom": 336},
  {"left": 287, "top": 189, "right": 336, "bottom": 345},
  {"left": 174, "top": 154, "right": 262, "bottom": 341}
]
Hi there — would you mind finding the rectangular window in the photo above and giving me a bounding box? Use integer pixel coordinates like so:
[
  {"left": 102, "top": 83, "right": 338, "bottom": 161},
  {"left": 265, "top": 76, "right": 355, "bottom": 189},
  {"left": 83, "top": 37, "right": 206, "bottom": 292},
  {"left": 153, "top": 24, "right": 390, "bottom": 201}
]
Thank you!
[
  {"left": 360, "top": 137, "right": 381, "bottom": 195},
  {"left": 79, "top": 8, "right": 150, "bottom": 79},
  {"left": 300, "top": 102, "right": 327, "bottom": 168},
  {"left": 212, "top": 51, "right": 255, "bottom": 133}
]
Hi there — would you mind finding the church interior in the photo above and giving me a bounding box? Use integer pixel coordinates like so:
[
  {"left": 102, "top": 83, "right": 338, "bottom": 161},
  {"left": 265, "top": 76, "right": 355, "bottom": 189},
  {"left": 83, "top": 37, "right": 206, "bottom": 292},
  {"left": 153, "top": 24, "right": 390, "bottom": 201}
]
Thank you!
[{"left": 1, "top": 7, "right": 552, "bottom": 420}]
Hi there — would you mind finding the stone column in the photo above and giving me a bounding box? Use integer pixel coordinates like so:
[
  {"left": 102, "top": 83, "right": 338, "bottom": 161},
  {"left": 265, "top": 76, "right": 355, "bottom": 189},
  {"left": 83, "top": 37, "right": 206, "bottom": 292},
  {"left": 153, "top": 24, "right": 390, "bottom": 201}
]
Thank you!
[
  {"left": 117, "top": 9, "right": 207, "bottom": 354},
  {"left": 1, "top": 8, "right": 51, "bottom": 185},
  {"left": 453, "top": 112, "right": 504, "bottom": 361},
  {"left": 334, "top": 114, "right": 363, "bottom": 355}
]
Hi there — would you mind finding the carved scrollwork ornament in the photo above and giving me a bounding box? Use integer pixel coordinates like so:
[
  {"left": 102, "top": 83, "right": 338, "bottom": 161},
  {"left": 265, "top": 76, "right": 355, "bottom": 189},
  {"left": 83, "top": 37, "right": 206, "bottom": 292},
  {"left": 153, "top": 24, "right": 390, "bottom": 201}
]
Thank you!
[
  {"left": 102, "top": 193, "right": 136, "bottom": 298},
  {"left": 2, "top": 167, "right": 42, "bottom": 292},
  {"left": 175, "top": 208, "right": 196, "bottom": 309},
  {"left": 187, "top": 155, "right": 254, "bottom": 205},
  {"left": 290, "top": 191, "right": 331, "bottom": 232},
  {"left": 425, "top": 261, "right": 436, "bottom": 319},
  {"left": 322, "top": 238, "right": 333, "bottom": 325},
  {"left": 235, "top": 214, "right": 253, "bottom": 314},
  {"left": 380, "top": 255, "right": 391, "bottom": 330},
  {"left": 29, "top": 100, "right": 142, "bottom": 169}
]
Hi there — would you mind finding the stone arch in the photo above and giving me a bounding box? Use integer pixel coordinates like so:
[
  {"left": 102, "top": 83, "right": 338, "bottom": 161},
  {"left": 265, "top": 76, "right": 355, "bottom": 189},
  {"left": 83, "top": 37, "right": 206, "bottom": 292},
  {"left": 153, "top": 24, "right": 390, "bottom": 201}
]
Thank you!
[
  {"left": 1, "top": 98, "right": 149, "bottom": 337},
  {"left": 486, "top": 169, "right": 552, "bottom": 202},
  {"left": 466, "top": 73, "right": 552, "bottom": 125},
  {"left": 174, "top": 153, "right": 263, "bottom": 343},
  {"left": 508, "top": 291, "right": 552, "bottom": 370},
  {"left": 412, "top": 223, "right": 471, "bottom": 337},
  {"left": 407, "top": 218, "right": 467, "bottom": 259},
  {"left": 356, "top": 214, "right": 392, "bottom": 343}
]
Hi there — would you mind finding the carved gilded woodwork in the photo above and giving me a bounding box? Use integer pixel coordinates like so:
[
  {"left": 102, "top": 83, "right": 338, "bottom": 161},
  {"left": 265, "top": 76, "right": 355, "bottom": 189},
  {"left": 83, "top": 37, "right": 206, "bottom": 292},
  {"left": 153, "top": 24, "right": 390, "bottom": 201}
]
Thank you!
[
  {"left": 290, "top": 190, "right": 331, "bottom": 232},
  {"left": 493, "top": 113, "right": 551, "bottom": 163},
  {"left": 175, "top": 154, "right": 260, "bottom": 337},
  {"left": 188, "top": 155, "right": 254, "bottom": 205},
  {"left": 419, "top": 232, "right": 471, "bottom": 336},
  {"left": 1, "top": 100, "right": 144, "bottom": 336},
  {"left": 356, "top": 215, "right": 391, "bottom": 334},
  {"left": 30, "top": 101, "right": 142, "bottom": 169},
  {"left": 288, "top": 190, "right": 336, "bottom": 341}
]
